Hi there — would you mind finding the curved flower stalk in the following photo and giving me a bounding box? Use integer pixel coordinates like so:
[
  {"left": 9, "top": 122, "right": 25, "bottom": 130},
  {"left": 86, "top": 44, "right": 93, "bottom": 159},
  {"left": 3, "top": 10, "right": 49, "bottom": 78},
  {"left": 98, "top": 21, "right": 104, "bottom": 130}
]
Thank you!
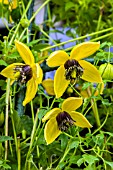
[
  {"left": 0, "top": 40, "right": 43, "bottom": 106},
  {"left": 42, "top": 97, "right": 92, "bottom": 144},
  {"left": 47, "top": 42, "right": 102, "bottom": 98}
]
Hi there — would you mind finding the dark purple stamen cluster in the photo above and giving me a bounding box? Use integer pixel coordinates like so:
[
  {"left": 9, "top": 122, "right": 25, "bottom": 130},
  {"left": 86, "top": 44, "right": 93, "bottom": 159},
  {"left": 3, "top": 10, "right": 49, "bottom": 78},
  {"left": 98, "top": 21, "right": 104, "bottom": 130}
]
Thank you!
[
  {"left": 64, "top": 59, "right": 84, "bottom": 81},
  {"left": 56, "top": 111, "right": 75, "bottom": 131},
  {"left": 14, "top": 65, "right": 32, "bottom": 83}
]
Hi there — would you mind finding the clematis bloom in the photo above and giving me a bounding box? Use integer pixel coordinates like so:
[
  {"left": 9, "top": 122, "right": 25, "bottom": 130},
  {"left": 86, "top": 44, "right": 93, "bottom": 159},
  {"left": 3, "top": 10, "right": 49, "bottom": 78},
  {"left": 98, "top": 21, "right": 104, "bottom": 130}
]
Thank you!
[
  {"left": 47, "top": 42, "right": 102, "bottom": 98},
  {"left": 0, "top": 40, "right": 43, "bottom": 106},
  {"left": 42, "top": 97, "right": 92, "bottom": 144}
]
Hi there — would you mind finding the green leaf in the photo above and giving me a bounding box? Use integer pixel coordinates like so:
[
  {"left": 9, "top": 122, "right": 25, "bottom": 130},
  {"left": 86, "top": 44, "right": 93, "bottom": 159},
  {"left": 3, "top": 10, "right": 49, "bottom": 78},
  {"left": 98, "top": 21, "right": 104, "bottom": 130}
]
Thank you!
[
  {"left": 102, "top": 99, "right": 111, "bottom": 106},
  {"left": 65, "top": 2, "right": 75, "bottom": 11},
  {"left": 104, "top": 131, "right": 113, "bottom": 137},
  {"left": 69, "top": 140, "right": 79, "bottom": 150},
  {"left": 77, "top": 157, "right": 84, "bottom": 167},
  {"left": 0, "top": 60, "right": 8, "bottom": 66},
  {"left": 69, "top": 155, "right": 81, "bottom": 164},
  {"left": 38, "top": 108, "right": 48, "bottom": 120},
  {"left": 92, "top": 133, "right": 104, "bottom": 146},
  {"left": 0, "top": 160, "right": 3, "bottom": 164},
  {"left": 82, "top": 154, "right": 99, "bottom": 166},
  {"left": 59, "top": 134, "right": 68, "bottom": 150},
  {"left": 105, "top": 161, "right": 113, "bottom": 169},
  {"left": 2, "top": 163, "right": 11, "bottom": 169},
  {"left": 84, "top": 164, "right": 96, "bottom": 170},
  {"left": 0, "top": 136, "right": 13, "bottom": 143},
  {"left": 77, "top": 154, "right": 99, "bottom": 167}
]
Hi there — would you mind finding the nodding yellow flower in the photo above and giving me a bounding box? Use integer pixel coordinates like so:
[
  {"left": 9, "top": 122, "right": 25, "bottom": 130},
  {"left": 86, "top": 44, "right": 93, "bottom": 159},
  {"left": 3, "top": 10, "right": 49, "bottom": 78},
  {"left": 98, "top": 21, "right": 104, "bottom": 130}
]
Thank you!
[
  {"left": 42, "top": 97, "right": 92, "bottom": 144},
  {"left": 42, "top": 78, "right": 55, "bottom": 96},
  {"left": 0, "top": 40, "right": 43, "bottom": 106},
  {"left": 47, "top": 42, "right": 102, "bottom": 98}
]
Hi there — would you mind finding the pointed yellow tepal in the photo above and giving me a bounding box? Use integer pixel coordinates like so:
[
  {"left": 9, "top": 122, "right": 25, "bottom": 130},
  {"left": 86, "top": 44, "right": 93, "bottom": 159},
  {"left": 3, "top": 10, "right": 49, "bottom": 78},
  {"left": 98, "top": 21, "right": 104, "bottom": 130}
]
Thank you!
[
  {"left": 15, "top": 40, "right": 35, "bottom": 66},
  {"left": 70, "top": 41, "right": 100, "bottom": 60}
]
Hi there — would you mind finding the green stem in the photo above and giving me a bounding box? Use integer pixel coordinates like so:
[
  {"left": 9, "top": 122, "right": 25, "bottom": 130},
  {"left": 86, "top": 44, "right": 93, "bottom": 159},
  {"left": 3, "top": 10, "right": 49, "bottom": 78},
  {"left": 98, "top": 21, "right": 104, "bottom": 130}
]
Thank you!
[
  {"left": 95, "top": 14, "right": 102, "bottom": 38},
  {"left": 87, "top": 87, "right": 101, "bottom": 127},
  {"left": 108, "top": 45, "right": 111, "bottom": 63},
  {"left": 38, "top": 26, "right": 57, "bottom": 45},
  {"left": 10, "top": 96, "right": 18, "bottom": 153},
  {"left": 18, "top": 28, "right": 27, "bottom": 41},
  {"left": 65, "top": 32, "right": 113, "bottom": 52},
  {"left": 93, "top": 149, "right": 107, "bottom": 170},
  {"left": 5, "top": 78, "right": 10, "bottom": 160},
  {"left": 92, "top": 111, "right": 109, "bottom": 136},
  {"left": 69, "top": 83, "right": 82, "bottom": 97},
  {"left": 100, "top": 135, "right": 111, "bottom": 158},
  {"left": 50, "top": 98, "right": 56, "bottom": 109},
  {"left": 17, "top": 137, "right": 21, "bottom": 170},
  {"left": 47, "top": 3, "right": 52, "bottom": 22},
  {"left": 63, "top": 132, "right": 74, "bottom": 139},
  {"left": 30, "top": 100, "right": 34, "bottom": 124},
  {"left": 91, "top": 32, "right": 113, "bottom": 42},
  {"left": 29, "top": 0, "right": 50, "bottom": 23},
  {"left": 56, "top": 147, "right": 70, "bottom": 170},
  {"left": 25, "top": 109, "right": 39, "bottom": 169},
  {"left": 41, "top": 27, "right": 113, "bottom": 51}
]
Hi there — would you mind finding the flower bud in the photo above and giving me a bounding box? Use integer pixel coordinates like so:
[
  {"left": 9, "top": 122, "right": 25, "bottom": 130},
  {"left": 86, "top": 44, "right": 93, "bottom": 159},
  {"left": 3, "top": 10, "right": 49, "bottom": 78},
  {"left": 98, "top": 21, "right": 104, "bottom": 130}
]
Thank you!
[
  {"left": 99, "top": 63, "right": 113, "bottom": 80},
  {"left": 22, "top": 129, "right": 26, "bottom": 139},
  {"left": 0, "top": 112, "right": 4, "bottom": 127},
  {"left": 20, "top": 19, "right": 30, "bottom": 28},
  {"left": 66, "top": 87, "right": 73, "bottom": 94}
]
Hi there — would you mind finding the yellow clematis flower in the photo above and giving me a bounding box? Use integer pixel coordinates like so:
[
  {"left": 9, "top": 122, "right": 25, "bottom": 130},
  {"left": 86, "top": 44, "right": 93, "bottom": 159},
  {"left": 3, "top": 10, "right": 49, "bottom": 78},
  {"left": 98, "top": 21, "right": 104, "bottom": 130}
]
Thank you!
[
  {"left": 47, "top": 42, "right": 102, "bottom": 98},
  {"left": 0, "top": 40, "right": 43, "bottom": 106},
  {"left": 42, "top": 97, "right": 92, "bottom": 144}
]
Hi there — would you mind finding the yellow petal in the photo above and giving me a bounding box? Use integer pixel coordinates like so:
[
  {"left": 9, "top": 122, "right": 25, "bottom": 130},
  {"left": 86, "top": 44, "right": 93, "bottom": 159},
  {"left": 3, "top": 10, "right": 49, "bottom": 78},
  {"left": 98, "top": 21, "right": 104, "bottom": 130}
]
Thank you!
[
  {"left": 79, "top": 60, "right": 102, "bottom": 83},
  {"left": 44, "top": 118, "right": 61, "bottom": 144},
  {"left": 11, "top": 0, "right": 17, "bottom": 9},
  {"left": 42, "top": 79, "right": 55, "bottom": 95},
  {"left": 97, "top": 82, "right": 104, "bottom": 95},
  {"left": 2, "top": 0, "right": 17, "bottom": 9},
  {"left": 70, "top": 42, "right": 100, "bottom": 61},
  {"left": 23, "top": 77, "right": 38, "bottom": 106},
  {"left": 47, "top": 50, "right": 69, "bottom": 67},
  {"left": 0, "top": 63, "right": 24, "bottom": 79},
  {"left": 69, "top": 111, "right": 92, "bottom": 128},
  {"left": 42, "top": 108, "right": 61, "bottom": 122},
  {"left": 0, "top": 0, "right": 8, "bottom": 3},
  {"left": 37, "top": 64, "right": 43, "bottom": 84},
  {"left": 54, "top": 65, "right": 70, "bottom": 98},
  {"left": 62, "top": 97, "right": 83, "bottom": 112},
  {"left": 15, "top": 40, "right": 34, "bottom": 66},
  {"left": 32, "top": 63, "right": 43, "bottom": 84}
]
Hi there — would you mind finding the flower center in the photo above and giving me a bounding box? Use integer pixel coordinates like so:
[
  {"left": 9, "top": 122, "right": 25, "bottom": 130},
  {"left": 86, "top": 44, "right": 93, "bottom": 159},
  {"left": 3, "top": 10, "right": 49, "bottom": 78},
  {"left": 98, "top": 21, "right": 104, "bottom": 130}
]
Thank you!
[
  {"left": 56, "top": 111, "right": 75, "bottom": 131},
  {"left": 64, "top": 59, "right": 84, "bottom": 82},
  {"left": 14, "top": 65, "right": 32, "bottom": 83}
]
